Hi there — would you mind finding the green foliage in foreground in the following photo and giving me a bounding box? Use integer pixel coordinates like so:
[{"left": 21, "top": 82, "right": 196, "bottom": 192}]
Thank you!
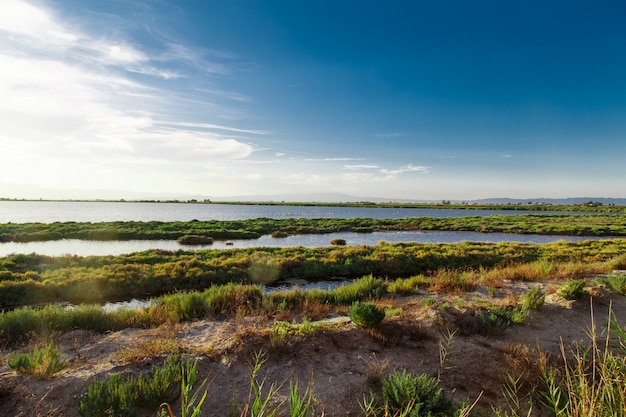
[
  {"left": 1, "top": 213, "right": 626, "bottom": 243},
  {"left": 0, "top": 276, "right": 385, "bottom": 345},
  {"left": 77, "top": 352, "right": 182, "bottom": 417},
  {"left": 365, "top": 370, "right": 458, "bottom": 417},
  {"left": 557, "top": 279, "right": 586, "bottom": 300},
  {"left": 541, "top": 310, "right": 626, "bottom": 417},
  {"left": 348, "top": 301, "right": 386, "bottom": 328},
  {"left": 2, "top": 239, "right": 626, "bottom": 309},
  {"left": 521, "top": 286, "right": 545, "bottom": 310},
  {"left": 8, "top": 341, "right": 66, "bottom": 378}
]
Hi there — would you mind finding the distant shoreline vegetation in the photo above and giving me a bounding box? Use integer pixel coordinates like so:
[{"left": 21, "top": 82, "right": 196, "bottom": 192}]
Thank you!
[
  {"left": 0, "top": 198, "right": 625, "bottom": 212},
  {"left": 1, "top": 214, "right": 625, "bottom": 243}
]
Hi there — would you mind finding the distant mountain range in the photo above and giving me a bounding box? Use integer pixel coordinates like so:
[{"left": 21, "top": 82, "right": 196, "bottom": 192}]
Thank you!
[
  {"left": 470, "top": 197, "right": 626, "bottom": 205},
  {"left": 210, "top": 194, "right": 626, "bottom": 206},
  {"left": 2, "top": 183, "right": 625, "bottom": 205}
]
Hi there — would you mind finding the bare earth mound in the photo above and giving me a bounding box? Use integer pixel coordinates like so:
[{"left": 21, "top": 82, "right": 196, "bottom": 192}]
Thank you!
[{"left": 1, "top": 279, "right": 625, "bottom": 417}]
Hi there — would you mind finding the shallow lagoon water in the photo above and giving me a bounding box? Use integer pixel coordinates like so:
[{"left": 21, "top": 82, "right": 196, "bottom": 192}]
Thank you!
[
  {"left": 0, "top": 230, "right": 615, "bottom": 257},
  {"left": 0, "top": 200, "right": 590, "bottom": 223}
]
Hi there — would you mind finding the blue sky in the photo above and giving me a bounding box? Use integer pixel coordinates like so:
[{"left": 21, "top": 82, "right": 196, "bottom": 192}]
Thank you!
[{"left": 1, "top": 0, "right": 625, "bottom": 201}]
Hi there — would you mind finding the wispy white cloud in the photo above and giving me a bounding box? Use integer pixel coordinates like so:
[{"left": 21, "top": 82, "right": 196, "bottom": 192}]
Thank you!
[
  {"left": 380, "top": 164, "right": 430, "bottom": 175},
  {"left": 0, "top": 0, "right": 257, "bottom": 194},
  {"left": 343, "top": 164, "right": 380, "bottom": 170},
  {"left": 500, "top": 154, "right": 513, "bottom": 158},
  {"left": 158, "top": 121, "right": 267, "bottom": 135}
]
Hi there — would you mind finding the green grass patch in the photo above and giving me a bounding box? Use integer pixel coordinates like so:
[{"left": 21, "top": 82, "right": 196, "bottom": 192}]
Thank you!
[
  {"left": 77, "top": 352, "right": 182, "bottom": 417},
  {"left": 606, "top": 273, "right": 626, "bottom": 295},
  {"left": 8, "top": 341, "right": 66, "bottom": 378}
]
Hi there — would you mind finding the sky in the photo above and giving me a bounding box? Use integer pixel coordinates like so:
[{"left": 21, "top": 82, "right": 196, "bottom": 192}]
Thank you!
[{"left": 1, "top": 0, "right": 625, "bottom": 201}]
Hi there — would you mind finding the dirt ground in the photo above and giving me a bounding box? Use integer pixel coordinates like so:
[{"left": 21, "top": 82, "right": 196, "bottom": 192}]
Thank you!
[{"left": 1, "top": 278, "right": 625, "bottom": 417}]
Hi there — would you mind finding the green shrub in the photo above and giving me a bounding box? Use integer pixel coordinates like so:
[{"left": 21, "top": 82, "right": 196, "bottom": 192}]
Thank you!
[
  {"left": 479, "top": 306, "right": 529, "bottom": 332},
  {"left": 77, "top": 353, "right": 182, "bottom": 417},
  {"left": 8, "top": 342, "right": 66, "bottom": 378},
  {"left": 522, "top": 286, "right": 545, "bottom": 310},
  {"left": 135, "top": 353, "right": 182, "bottom": 410},
  {"left": 348, "top": 301, "right": 385, "bottom": 328},
  {"left": 380, "top": 370, "right": 456, "bottom": 417},
  {"left": 78, "top": 373, "right": 138, "bottom": 417},
  {"left": 557, "top": 279, "right": 586, "bottom": 300}
]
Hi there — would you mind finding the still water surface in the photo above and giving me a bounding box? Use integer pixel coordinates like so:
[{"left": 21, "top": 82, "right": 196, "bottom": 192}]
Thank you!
[{"left": 0, "top": 200, "right": 580, "bottom": 223}]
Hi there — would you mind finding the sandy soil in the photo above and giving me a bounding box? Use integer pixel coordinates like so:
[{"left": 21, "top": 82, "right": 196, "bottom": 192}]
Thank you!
[{"left": 1, "top": 278, "right": 625, "bottom": 417}]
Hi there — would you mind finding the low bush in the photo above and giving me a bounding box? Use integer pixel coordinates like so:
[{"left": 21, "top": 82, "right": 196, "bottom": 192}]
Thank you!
[
  {"left": 8, "top": 342, "right": 66, "bottom": 378},
  {"left": 375, "top": 370, "right": 457, "bottom": 417},
  {"left": 348, "top": 301, "right": 385, "bottom": 328},
  {"left": 479, "top": 306, "right": 529, "bottom": 333},
  {"left": 522, "top": 286, "right": 545, "bottom": 310},
  {"left": 77, "top": 352, "right": 182, "bottom": 417},
  {"left": 557, "top": 279, "right": 586, "bottom": 300}
]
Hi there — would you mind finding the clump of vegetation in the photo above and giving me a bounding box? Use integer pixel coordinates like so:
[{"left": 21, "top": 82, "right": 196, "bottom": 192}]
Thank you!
[
  {"left": 271, "top": 231, "right": 289, "bottom": 238},
  {"left": 176, "top": 235, "right": 213, "bottom": 245},
  {"left": 269, "top": 319, "right": 318, "bottom": 349},
  {"left": 8, "top": 341, "right": 66, "bottom": 378},
  {"left": 478, "top": 306, "right": 529, "bottom": 333},
  {"left": 363, "top": 370, "right": 458, "bottom": 417},
  {"left": 522, "top": 286, "right": 545, "bottom": 310},
  {"left": 330, "top": 238, "right": 346, "bottom": 246},
  {"left": 348, "top": 301, "right": 386, "bottom": 328},
  {"left": 387, "top": 275, "right": 426, "bottom": 295},
  {"left": 557, "top": 279, "right": 586, "bottom": 299},
  {"left": 77, "top": 352, "right": 182, "bottom": 417}
]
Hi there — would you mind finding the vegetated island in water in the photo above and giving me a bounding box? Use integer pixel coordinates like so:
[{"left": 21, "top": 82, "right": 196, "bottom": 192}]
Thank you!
[{"left": 1, "top": 213, "right": 626, "bottom": 243}]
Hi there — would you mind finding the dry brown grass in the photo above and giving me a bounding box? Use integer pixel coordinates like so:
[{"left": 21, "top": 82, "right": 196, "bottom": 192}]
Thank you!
[
  {"left": 359, "top": 353, "right": 390, "bottom": 386},
  {"left": 114, "top": 337, "right": 180, "bottom": 362},
  {"left": 429, "top": 269, "right": 478, "bottom": 294}
]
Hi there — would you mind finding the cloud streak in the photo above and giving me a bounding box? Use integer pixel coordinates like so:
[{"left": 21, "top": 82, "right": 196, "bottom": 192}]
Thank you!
[{"left": 0, "top": 0, "right": 257, "bottom": 194}]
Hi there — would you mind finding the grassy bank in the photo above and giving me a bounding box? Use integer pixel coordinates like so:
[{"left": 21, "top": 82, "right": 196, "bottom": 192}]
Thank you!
[
  {"left": 1, "top": 213, "right": 625, "bottom": 243},
  {"left": 2, "top": 240, "right": 626, "bottom": 309}
]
